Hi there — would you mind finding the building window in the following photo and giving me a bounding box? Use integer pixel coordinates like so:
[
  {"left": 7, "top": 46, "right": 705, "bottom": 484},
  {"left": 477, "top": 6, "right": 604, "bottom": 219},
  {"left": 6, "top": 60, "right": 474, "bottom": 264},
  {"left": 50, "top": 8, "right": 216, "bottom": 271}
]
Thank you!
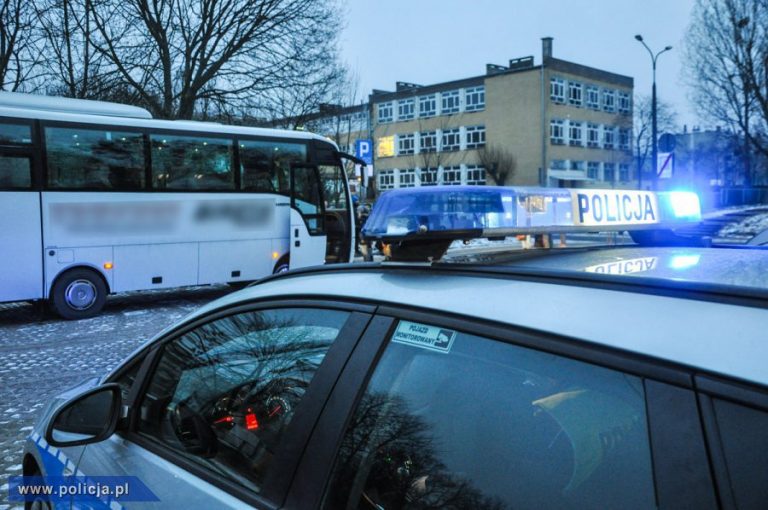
[
  {"left": 550, "top": 77, "right": 565, "bottom": 103},
  {"left": 420, "top": 131, "right": 437, "bottom": 153},
  {"left": 602, "top": 89, "right": 616, "bottom": 113},
  {"left": 618, "top": 92, "right": 631, "bottom": 115},
  {"left": 442, "top": 166, "right": 462, "bottom": 185},
  {"left": 441, "top": 90, "right": 461, "bottom": 114},
  {"left": 378, "top": 170, "right": 395, "bottom": 190},
  {"left": 377, "top": 102, "right": 393, "bottom": 123},
  {"left": 587, "top": 161, "right": 600, "bottom": 179},
  {"left": 441, "top": 128, "right": 461, "bottom": 151},
  {"left": 571, "top": 160, "right": 585, "bottom": 172},
  {"left": 619, "top": 128, "right": 631, "bottom": 151},
  {"left": 603, "top": 126, "right": 615, "bottom": 149},
  {"left": 466, "top": 165, "right": 486, "bottom": 185},
  {"left": 399, "top": 168, "right": 416, "bottom": 188},
  {"left": 465, "top": 125, "right": 486, "bottom": 149},
  {"left": 569, "top": 121, "right": 583, "bottom": 146},
  {"left": 465, "top": 86, "right": 485, "bottom": 112},
  {"left": 586, "top": 86, "right": 600, "bottom": 110},
  {"left": 550, "top": 159, "right": 567, "bottom": 171},
  {"left": 568, "top": 82, "right": 583, "bottom": 106},
  {"left": 587, "top": 123, "right": 600, "bottom": 148},
  {"left": 603, "top": 162, "right": 615, "bottom": 182},
  {"left": 398, "top": 98, "right": 415, "bottom": 121},
  {"left": 619, "top": 164, "right": 630, "bottom": 181},
  {"left": 397, "top": 133, "right": 415, "bottom": 155},
  {"left": 420, "top": 167, "right": 438, "bottom": 186},
  {"left": 550, "top": 119, "right": 565, "bottom": 145},
  {"left": 377, "top": 135, "right": 395, "bottom": 158},
  {"left": 419, "top": 94, "right": 437, "bottom": 118}
]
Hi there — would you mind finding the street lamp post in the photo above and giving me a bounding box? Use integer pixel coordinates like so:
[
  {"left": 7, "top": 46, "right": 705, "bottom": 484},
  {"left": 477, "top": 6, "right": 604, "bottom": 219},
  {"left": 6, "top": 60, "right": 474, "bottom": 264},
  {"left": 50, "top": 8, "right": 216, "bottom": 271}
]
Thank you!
[{"left": 635, "top": 35, "right": 672, "bottom": 190}]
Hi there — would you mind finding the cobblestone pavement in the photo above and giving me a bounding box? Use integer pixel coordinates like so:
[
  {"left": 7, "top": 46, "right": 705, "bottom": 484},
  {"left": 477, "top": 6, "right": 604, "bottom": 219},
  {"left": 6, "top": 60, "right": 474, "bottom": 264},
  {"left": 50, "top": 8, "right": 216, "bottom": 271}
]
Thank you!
[{"left": 0, "top": 285, "right": 232, "bottom": 508}]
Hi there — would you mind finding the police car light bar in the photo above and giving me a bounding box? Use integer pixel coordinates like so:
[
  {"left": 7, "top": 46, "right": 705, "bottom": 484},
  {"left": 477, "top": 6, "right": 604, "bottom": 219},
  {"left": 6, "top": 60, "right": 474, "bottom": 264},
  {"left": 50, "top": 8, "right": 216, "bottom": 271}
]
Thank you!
[{"left": 361, "top": 186, "right": 702, "bottom": 261}]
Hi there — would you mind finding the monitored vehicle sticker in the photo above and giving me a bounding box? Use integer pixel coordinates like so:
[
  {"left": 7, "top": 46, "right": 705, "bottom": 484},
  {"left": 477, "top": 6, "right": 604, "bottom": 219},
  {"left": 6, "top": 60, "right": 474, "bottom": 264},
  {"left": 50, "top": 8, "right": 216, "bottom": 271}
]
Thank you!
[{"left": 392, "top": 321, "right": 456, "bottom": 354}]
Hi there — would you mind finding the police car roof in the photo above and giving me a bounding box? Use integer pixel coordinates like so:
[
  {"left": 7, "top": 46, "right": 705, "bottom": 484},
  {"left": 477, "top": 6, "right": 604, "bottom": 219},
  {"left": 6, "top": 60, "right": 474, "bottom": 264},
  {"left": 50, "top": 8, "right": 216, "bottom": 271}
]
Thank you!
[
  {"left": 444, "top": 244, "right": 768, "bottom": 292},
  {"left": 182, "top": 247, "right": 768, "bottom": 388}
]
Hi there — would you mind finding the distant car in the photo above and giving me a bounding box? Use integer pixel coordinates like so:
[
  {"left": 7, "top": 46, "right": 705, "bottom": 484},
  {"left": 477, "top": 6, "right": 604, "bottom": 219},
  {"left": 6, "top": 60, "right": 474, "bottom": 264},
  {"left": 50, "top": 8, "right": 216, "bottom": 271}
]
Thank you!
[{"left": 19, "top": 187, "right": 768, "bottom": 509}]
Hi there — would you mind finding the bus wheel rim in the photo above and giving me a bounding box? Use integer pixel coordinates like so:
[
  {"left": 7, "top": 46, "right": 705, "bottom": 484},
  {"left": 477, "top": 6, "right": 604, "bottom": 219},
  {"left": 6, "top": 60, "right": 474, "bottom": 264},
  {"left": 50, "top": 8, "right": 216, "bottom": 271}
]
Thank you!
[{"left": 64, "top": 279, "right": 97, "bottom": 310}]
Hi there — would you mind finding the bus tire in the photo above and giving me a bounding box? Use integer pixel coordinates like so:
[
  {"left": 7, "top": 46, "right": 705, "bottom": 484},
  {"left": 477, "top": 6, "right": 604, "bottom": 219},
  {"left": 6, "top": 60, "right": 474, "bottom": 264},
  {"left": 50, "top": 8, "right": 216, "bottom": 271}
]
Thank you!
[
  {"left": 273, "top": 256, "right": 290, "bottom": 274},
  {"left": 50, "top": 268, "right": 107, "bottom": 320}
]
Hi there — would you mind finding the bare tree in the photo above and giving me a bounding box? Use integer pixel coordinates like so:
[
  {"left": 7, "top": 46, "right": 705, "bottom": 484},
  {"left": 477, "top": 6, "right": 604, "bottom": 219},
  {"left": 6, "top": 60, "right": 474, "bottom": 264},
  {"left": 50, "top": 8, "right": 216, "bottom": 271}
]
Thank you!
[
  {"left": 261, "top": 64, "right": 354, "bottom": 130},
  {"left": 81, "top": 0, "right": 344, "bottom": 119},
  {"left": 633, "top": 94, "right": 677, "bottom": 179},
  {"left": 684, "top": 0, "right": 768, "bottom": 183},
  {"left": 0, "top": 0, "right": 44, "bottom": 91},
  {"left": 33, "top": 0, "right": 127, "bottom": 100},
  {"left": 476, "top": 144, "right": 517, "bottom": 185}
]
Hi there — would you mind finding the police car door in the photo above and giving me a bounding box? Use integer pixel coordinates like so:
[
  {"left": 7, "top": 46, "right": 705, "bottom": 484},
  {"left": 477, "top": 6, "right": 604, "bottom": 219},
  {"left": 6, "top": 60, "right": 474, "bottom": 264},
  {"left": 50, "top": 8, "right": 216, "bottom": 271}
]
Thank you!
[{"left": 75, "top": 305, "right": 363, "bottom": 508}]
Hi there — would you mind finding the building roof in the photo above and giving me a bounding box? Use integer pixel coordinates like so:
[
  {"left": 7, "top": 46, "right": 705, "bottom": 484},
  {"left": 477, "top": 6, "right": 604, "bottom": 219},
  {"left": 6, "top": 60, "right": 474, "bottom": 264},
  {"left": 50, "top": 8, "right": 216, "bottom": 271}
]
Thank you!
[
  {"left": 545, "top": 58, "right": 633, "bottom": 88},
  {"left": 369, "top": 54, "right": 634, "bottom": 104}
]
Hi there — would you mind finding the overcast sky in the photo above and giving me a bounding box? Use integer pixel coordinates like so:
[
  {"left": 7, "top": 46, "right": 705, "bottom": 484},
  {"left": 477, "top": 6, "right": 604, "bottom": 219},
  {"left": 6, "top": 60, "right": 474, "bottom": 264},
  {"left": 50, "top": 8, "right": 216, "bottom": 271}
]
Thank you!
[{"left": 340, "top": 0, "right": 700, "bottom": 129}]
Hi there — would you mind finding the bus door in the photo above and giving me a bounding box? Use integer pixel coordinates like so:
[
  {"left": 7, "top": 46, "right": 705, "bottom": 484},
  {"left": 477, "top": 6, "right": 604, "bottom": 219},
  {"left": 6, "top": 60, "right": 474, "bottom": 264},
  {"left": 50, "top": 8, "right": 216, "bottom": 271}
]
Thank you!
[
  {"left": 0, "top": 142, "right": 43, "bottom": 302},
  {"left": 289, "top": 164, "right": 327, "bottom": 268},
  {"left": 318, "top": 162, "right": 354, "bottom": 263}
]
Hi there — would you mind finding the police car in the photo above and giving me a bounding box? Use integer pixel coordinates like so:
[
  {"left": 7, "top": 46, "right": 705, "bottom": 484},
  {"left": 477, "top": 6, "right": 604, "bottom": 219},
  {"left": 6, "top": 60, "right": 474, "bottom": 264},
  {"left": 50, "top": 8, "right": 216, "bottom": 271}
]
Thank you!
[{"left": 19, "top": 186, "right": 768, "bottom": 509}]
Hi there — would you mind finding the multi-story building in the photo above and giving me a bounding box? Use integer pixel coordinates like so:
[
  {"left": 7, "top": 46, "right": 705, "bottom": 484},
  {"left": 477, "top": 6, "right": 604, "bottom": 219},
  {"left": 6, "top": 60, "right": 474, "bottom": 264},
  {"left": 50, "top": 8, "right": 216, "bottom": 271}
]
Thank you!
[{"left": 371, "top": 37, "right": 634, "bottom": 191}]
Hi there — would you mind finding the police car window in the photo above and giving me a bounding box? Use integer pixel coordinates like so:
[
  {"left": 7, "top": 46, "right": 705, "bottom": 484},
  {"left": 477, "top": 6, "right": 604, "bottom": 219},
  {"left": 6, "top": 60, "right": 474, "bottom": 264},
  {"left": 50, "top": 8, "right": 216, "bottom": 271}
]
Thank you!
[
  {"left": 711, "top": 399, "right": 768, "bottom": 510},
  {"left": 323, "top": 321, "right": 656, "bottom": 510},
  {"left": 137, "top": 308, "right": 349, "bottom": 495}
]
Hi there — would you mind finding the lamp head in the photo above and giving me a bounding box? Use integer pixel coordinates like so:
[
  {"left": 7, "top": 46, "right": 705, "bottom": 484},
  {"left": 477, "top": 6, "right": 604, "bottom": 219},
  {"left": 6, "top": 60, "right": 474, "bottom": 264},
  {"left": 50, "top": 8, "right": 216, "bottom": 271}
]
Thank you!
[
  {"left": 664, "top": 45, "right": 673, "bottom": 51},
  {"left": 635, "top": 34, "right": 643, "bottom": 41}
]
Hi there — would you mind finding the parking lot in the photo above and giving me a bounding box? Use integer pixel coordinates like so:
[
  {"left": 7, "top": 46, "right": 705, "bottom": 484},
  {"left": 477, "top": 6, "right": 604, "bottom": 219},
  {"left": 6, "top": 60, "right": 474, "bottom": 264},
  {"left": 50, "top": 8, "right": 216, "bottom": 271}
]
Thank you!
[{"left": 0, "top": 285, "right": 231, "bottom": 508}]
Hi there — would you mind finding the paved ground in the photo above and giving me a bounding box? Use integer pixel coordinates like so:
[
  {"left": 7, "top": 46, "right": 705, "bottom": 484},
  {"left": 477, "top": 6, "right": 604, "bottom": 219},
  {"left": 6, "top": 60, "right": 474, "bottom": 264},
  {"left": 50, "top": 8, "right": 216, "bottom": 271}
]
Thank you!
[{"left": 0, "top": 285, "right": 232, "bottom": 508}]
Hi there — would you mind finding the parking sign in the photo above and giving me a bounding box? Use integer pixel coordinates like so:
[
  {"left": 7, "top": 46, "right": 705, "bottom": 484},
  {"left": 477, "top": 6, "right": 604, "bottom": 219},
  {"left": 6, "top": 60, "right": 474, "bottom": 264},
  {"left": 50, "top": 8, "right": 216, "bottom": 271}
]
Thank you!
[{"left": 355, "top": 139, "right": 373, "bottom": 165}]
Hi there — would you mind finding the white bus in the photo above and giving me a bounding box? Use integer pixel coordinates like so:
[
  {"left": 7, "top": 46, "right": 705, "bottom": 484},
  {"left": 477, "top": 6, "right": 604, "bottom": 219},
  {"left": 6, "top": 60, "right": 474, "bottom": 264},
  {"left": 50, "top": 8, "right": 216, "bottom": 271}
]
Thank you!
[{"left": 0, "top": 92, "right": 357, "bottom": 319}]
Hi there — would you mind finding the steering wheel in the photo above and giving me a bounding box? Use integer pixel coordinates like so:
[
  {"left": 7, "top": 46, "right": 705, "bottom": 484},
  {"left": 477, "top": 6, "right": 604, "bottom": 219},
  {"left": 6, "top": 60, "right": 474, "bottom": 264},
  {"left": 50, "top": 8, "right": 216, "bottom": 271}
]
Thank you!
[{"left": 170, "top": 401, "right": 218, "bottom": 458}]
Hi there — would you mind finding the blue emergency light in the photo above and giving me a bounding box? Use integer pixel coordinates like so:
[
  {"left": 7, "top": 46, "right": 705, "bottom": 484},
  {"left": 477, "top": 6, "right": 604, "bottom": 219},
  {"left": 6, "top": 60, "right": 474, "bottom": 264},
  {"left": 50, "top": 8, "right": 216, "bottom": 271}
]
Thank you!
[{"left": 361, "top": 186, "right": 702, "bottom": 261}]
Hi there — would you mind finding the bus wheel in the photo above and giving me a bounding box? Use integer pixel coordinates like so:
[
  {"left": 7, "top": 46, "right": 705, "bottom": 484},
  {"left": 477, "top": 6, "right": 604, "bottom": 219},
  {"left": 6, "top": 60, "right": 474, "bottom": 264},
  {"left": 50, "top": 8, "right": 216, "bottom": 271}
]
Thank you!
[
  {"left": 50, "top": 268, "right": 107, "bottom": 320},
  {"left": 273, "top": 256, "right": 290, "bottom": 274}
]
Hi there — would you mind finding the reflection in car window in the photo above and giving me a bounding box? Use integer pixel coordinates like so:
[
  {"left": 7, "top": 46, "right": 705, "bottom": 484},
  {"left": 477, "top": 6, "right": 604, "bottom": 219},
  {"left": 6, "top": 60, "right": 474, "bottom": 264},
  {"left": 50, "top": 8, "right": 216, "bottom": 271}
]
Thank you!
[
  {"left": 712, "top": 399, "right": 768, "bottom": 510},
  {"left": 324, "top": 322, "right": 655, "bottom": 510},
  {"left": 138, "top": 308, "right": 349, "bottom": 494}
]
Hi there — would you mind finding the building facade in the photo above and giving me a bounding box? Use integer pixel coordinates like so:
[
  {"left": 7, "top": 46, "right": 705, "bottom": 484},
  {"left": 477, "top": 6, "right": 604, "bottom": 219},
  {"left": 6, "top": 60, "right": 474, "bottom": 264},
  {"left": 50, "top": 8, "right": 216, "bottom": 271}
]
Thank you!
[{"left": 370, "top": 37, "right": 634, "bottom": 191}]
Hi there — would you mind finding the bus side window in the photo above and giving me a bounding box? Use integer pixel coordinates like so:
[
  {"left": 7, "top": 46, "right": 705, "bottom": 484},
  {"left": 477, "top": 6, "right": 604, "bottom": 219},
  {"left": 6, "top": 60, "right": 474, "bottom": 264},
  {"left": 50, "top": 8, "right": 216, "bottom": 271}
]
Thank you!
[
  {"left": 0, "top": 122, "right": 33, "bottom": 189},
  {"left": 45, "top": 127, "right": 145, "bottom": 190},
  {"left": 240, "top": 140, "right": 306, "bottom": 194},
  {"left": 0, "top": 122, "right": 32, "bottom": 144},
  {"left": 151, "top": 134, "right": 234, "bottom": 191},
  {"left": 0, "top": 155, "right": 31, "bottom": 189}
]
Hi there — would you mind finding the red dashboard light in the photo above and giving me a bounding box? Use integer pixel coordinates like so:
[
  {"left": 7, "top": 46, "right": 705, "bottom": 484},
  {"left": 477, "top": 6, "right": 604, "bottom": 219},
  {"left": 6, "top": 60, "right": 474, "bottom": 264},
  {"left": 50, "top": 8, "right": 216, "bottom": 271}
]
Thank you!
[
  {"left": 245, "top": 413, "right": 260, "bottom": 430},
  {"left": 214, "top": 416, "right": 234, "bottom": 425}
]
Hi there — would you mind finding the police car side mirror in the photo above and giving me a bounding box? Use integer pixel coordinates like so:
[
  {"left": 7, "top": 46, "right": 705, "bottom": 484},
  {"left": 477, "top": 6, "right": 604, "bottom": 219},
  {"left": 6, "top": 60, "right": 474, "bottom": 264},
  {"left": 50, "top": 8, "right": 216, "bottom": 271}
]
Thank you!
[{"left": 46, "top": 384, "right": 122, "bottom": 447}]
